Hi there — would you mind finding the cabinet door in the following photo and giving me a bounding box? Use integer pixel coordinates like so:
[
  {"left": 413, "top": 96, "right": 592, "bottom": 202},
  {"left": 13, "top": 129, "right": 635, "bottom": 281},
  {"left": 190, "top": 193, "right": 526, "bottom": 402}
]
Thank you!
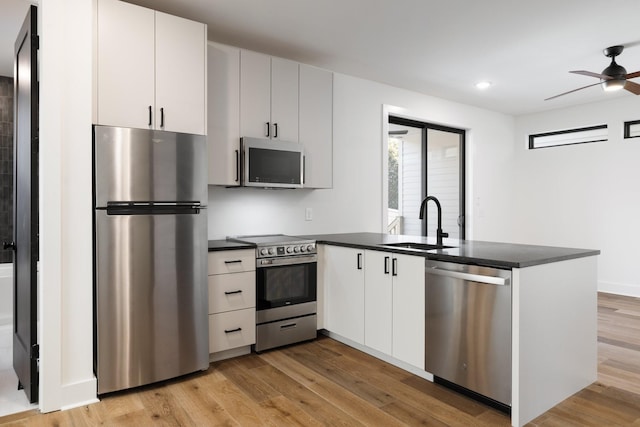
[
  {"left": 299, "top": 64, "right": 333, "bottom": 188},
  {"left": 240, "top": 50, "right": 271, "bottom": 138},
  {"left": 155, "top": 11, "right": 206, "bottom": 135},
  {"left": 324, "top": 245, "right": 365, "bottom": 344},
  {"left": 96, "top": 0, "right": 155, "bottom": 129},
  {"left": 270, "top": 57, "right": 299, "bottom": 142},
  {"left": 364, "top": 250, "right": 392, "bottom": 354},
  {"left": 392, "top": 253, "right": 425, "bottom": 369},
  {"left": 207, "top": 42, "right": 241, "bottom": 185}
]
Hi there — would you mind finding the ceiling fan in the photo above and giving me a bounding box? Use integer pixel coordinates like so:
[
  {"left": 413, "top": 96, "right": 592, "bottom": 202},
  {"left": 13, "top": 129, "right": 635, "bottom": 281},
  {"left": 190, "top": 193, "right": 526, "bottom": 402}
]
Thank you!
[{"left": 545, "top": 45, "right": 640, "bottom": 101}]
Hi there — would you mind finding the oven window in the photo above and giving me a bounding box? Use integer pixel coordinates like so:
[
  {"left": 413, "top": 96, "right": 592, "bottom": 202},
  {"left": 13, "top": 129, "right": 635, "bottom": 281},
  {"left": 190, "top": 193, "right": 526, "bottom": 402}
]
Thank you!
[{"left": 257, "top": 263, "right": 317, "bottom": 309}]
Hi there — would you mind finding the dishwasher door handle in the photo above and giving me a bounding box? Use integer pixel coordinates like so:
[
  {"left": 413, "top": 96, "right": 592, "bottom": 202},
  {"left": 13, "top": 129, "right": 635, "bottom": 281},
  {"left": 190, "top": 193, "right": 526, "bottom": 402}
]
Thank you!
[{"left": 426, "top": 267, "right": 508, "bottom": 286}]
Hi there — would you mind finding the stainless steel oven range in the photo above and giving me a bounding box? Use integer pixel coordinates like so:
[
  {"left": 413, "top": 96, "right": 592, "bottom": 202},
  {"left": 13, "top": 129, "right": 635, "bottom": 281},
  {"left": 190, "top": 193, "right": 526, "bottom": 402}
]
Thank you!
[{"left": 229, "top": 235, "right": 317, "bottom": 352}]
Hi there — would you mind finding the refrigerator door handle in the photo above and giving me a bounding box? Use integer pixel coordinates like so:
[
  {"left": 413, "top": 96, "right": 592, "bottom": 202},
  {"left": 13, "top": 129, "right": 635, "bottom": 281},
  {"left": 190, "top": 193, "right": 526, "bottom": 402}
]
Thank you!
[{"left": 104, "top": 202, "right": 204, "bottom": 215}]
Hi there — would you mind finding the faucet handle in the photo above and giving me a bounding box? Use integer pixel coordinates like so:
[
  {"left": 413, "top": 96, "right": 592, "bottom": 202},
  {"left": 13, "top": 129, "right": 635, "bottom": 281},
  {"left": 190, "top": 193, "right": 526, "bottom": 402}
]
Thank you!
[{"left": 441, "top": 232, "right": 449, "bottom": 238}]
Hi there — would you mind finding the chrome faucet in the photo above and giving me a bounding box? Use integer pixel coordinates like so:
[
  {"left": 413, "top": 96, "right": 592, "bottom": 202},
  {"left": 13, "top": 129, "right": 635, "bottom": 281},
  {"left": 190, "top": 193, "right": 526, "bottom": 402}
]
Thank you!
[{"left": 419, "top": 196, "right": 449, "bottom": 246}]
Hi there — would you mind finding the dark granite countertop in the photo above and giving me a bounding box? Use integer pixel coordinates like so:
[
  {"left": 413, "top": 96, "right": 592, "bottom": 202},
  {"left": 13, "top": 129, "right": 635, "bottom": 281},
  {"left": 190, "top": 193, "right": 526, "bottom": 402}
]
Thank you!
[
  {"left": 208, "top": 240, "right": 255, "bottom": 252},
  {"left": 296, "top": 232, "right": 600, "bottom": 269}
]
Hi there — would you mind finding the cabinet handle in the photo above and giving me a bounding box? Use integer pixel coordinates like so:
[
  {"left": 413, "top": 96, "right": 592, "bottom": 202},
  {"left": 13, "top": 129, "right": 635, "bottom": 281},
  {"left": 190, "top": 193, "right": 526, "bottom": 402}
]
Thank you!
[
  {"left": 265, "top": 122, "right": 270, "bottom": 137},
  {"left": 224, "top": 327, "right": 242, "bottom": 334},
  {"left": 148, "top": 106, "right": 152, "bottom": 126},
  {"left": 273, "top": 123, "right": 278, "bottom": 138},
  {"left": 280, "top": 322, "right": 297, "bottom": 329},
  {"left": 392, "top": 258, "right": 398, "bottom": 276},
  {"left": 384, "top": 256, "right": 390, "bottom": 274},
  {"left": 224, "top": 290, "right": 243, "bottom": 295},
  {"left": 235, "top": 149, "right": 240, "bottom": 182},
  {"left": 160, "top": 107, "right": 165, "bottom": 128},
  {"left": 303, "top": 156, "right": 306, "bottom": 185},
  {"left": 357, "top": 253, "right": 363, "bottom": 270},
  {"left": 224, "top": 259, "right": 242, "bottom": 264}
]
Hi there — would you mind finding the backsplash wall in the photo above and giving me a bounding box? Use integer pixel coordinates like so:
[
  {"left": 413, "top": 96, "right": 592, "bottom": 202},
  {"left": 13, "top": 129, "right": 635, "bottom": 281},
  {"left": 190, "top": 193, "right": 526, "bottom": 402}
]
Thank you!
[{"left": 0, "top": 76, "right": 13, "bottom": 264}]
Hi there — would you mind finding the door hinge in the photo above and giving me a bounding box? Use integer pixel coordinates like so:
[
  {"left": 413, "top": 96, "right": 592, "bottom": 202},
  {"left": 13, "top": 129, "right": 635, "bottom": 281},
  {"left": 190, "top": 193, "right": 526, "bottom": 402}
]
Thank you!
[{"left": 31, "top": 344, "right": 39, "bottom": 360}]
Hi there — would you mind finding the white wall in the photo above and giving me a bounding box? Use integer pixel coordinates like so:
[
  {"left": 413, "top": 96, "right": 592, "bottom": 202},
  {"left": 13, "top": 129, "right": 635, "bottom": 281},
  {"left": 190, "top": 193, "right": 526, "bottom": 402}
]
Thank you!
[
  {"left": 208, "top": 72, "right": 516, "bottom": 241},
  {"left": 513, "top": 95, "right": 640, "bottom": 297}
]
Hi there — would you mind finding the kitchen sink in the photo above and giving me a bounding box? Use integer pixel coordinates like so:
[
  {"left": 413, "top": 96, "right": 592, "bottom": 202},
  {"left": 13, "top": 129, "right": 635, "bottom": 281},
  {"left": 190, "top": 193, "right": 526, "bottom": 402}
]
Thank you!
[{"left": 382, "top": 242, "right": 455, "bottom": 251}]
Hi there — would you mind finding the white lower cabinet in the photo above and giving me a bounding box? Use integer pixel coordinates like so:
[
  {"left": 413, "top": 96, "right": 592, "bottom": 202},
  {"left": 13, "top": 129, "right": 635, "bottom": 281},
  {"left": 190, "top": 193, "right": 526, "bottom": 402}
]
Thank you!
[
  {"left": 323, "top": 245, "right": 365, "bottom": 345},
  {"left": 208, "top": 249, "right": 256, "bottom": 359},
  {"left": 364, "top": 250, "right": 425, "bottom": 369},
  {"left": 322, "top": 246, "right": 425, "bottom": 370}
]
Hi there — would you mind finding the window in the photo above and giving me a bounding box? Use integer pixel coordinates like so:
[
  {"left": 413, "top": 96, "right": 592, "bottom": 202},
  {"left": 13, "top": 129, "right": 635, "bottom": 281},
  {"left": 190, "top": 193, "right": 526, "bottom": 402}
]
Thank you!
[
  {"left": 387, "top": 116, "right": 465, "bottom": 239},
  {"left": 624, "top": 120, "right": 640, "bottom": 139},
  {"left": 528, "top": 125, "right": 607, "bottom": 149}
]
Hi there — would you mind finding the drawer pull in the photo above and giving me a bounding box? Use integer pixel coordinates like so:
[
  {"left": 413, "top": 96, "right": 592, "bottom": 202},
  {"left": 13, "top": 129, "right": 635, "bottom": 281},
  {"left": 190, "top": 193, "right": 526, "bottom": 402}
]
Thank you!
[
  {"left": 224, "top": 327, "right": 242, "bottom": 334},
  {"left": 224, "top": 260, "right": 242, "bottom": 264},
  {"left": 280, "top": 323, "right": 297, "bottom": 330},
  {"left": 224, "top": 290, "right": 243, "bottom": 295}
]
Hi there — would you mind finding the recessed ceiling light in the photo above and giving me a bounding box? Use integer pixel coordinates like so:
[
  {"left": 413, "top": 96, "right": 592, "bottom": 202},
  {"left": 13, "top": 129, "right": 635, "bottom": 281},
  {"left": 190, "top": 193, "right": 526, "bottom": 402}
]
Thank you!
[{"left": 475, "top": 81, "right": 492, "bottom": 90}]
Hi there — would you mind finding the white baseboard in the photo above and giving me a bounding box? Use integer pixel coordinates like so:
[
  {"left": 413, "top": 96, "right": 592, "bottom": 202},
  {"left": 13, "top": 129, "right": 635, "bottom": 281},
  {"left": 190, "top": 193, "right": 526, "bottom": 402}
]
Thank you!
[{"left": 599, "top": 281, "right": 640, "bottom": 298}]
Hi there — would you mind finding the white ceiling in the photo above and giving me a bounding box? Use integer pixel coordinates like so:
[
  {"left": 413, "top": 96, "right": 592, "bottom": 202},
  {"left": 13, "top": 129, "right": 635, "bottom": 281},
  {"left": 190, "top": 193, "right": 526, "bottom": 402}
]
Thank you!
[{"left": 3, "top": 0, "right": 640, "bottom": 116}]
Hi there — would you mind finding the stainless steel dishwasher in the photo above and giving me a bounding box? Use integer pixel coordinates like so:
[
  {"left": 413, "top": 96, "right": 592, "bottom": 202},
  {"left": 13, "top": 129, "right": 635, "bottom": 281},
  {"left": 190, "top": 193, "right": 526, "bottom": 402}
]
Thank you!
[{"left": 425, "top": 260, "right": 512, "bottom": 409}]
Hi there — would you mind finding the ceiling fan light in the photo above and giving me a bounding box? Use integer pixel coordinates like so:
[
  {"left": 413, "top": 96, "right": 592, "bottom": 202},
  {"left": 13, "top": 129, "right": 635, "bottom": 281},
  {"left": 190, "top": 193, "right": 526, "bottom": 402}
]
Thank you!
[{"left": 602, "top": 79, "right": 626, "bottom": 92}]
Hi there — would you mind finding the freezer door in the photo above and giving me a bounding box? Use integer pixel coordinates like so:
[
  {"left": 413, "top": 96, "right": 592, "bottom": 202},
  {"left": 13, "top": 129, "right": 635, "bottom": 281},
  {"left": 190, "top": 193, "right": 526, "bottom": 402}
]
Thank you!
[
  {"left": 95, "top": 209, "right": 209, "bottom": 394},
  {"left": 94, "top": 125, "right": 207, "bottom": 206}
]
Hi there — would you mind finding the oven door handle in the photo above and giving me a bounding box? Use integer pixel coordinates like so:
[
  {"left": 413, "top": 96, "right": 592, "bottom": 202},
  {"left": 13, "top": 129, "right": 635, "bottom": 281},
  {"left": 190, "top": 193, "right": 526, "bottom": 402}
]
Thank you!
[{"left": 257, "top": 254, "right": 317, "bottom": 267}]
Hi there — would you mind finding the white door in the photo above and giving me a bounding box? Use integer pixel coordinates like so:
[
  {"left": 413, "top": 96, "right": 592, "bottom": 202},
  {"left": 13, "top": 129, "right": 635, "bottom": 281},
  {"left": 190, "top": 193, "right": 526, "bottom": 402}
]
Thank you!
[
  {"left": 270, "top": 57, "right": 298, "bottom": 142},
  {"left": 207, "top": 42, "right": 241, "bottom": 185},
  {"left": 299, "top": 64, "right": 333, "bottom": 188},
  {"left": 364, "top": 250, "right": 392, "bottom": 354},
  {"left": 240, "top": 50, "right": 271, "bottom": 138},
  {"left": 96, "top": 0, "right": 154, "bottom": 129},
  {"left": 323, "top": 246, "right": 365, "bottom": 344},
  {"left": 155, "top": 11, "right": 206, "bottom": 135},
  {"left": 392, "top": 253, "right": 425, "bottom": 368}
]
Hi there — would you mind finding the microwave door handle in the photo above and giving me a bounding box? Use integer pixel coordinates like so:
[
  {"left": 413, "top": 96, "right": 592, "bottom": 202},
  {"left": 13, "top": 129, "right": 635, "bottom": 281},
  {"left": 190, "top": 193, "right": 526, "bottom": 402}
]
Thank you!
[{"left": 303, "top": 155, "right": 306, "bottom": 185}]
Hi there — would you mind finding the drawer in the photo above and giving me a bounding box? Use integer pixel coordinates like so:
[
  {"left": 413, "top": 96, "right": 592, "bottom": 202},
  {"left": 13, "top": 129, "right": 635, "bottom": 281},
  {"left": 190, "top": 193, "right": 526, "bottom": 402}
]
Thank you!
[
  {"left": 255, "top": 314, "right": 317, "bottom": 352},
  {"left": 209, "top": 309, "right": 256, "bottom": 353},
  {"left": 208, "top": 271, "right": 256, "bottom": 314},
  {"left": 208, "top": 249, "right": 255, "bottom": 275}
]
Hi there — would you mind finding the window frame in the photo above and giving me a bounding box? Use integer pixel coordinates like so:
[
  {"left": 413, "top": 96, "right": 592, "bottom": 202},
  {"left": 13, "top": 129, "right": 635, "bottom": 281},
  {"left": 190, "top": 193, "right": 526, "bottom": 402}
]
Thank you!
[
  {"left": 528, "top": 124, "right": 608, "bottom": 150},
  {"left": 623, "top": 120, "right": 640, "bottom": 139}
]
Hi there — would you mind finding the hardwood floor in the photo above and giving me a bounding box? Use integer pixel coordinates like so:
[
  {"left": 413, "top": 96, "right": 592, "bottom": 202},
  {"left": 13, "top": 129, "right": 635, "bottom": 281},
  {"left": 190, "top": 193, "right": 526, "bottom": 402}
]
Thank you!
[{"left": 1, "top": 292, "right": 639, "bottom": 426}]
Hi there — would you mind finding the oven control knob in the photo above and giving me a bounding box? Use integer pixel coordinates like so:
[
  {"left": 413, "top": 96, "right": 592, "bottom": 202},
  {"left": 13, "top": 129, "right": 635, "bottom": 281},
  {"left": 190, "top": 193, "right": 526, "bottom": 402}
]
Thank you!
[
  {"left": 268, "top": 247, "right": 275, "bottom": 255},
  {"left": 307, "top": 245, "right": 314, "bottom": 252},
  {"left": 286, "top": 247, "right": 293, "bottom": 253},
  {"left": 260, "top": 248, "right": 268, "bottom": 256},
  {"left": 293, "top": 246, "right": 300, "bottom": 253},
  {"left": 300, "top": 246, "right": 306, "bottom": 252}
]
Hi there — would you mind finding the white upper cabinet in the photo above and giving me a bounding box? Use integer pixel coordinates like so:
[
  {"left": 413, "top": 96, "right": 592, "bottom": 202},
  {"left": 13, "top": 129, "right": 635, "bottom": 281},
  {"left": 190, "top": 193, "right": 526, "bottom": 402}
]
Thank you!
[
  {"left": 207, "top": 42, "right": 241, "bottom": 186},
  {"left": 270, "top": 57, "right": 299, "bottom": 142},
  {"left": 96, "top": 0, "right": 206, "bottom": 135},
  {"left": 240, "top": 50, "right": 298, "bottom": 142},
  {"left": 299, "top": 64, "right": 333, "bottom": 188},
  {"left": 155, "top": 11, "right": 206, "bottom": 135}
]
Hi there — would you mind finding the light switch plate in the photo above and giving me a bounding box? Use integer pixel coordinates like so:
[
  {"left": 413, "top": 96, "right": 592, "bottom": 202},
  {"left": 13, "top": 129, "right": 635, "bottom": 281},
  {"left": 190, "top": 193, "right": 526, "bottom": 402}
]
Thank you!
[{"left": 305, "top": 207, "right": 313, "bottom": 221}]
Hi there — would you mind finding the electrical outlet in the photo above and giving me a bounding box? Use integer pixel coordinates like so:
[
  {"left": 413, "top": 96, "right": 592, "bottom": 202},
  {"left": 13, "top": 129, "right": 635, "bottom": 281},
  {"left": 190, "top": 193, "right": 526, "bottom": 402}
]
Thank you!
[{"left": 305, "top": 207, "right": 313, "bottom": 221}]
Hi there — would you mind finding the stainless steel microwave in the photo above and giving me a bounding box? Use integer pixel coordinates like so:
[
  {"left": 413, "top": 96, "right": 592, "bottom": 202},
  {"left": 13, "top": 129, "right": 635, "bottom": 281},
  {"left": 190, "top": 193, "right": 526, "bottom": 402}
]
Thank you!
[{"left": 241, "top": 137, "right": 304, "bottom": 188}]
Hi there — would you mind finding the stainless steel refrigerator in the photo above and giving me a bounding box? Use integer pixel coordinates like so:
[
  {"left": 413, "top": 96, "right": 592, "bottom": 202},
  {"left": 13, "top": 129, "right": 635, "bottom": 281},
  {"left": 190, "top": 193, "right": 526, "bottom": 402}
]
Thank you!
[{"left": 93, "top": 125, "right": 209, "bottom": 395}]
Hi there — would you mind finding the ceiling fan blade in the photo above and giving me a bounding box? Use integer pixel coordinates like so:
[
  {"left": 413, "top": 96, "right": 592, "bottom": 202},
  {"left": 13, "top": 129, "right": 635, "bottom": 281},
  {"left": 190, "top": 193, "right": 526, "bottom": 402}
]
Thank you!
[
  {"left": 570, "top": 70, "right": 612, "bottom": 80},
  {"left": 625, "top": 70, "right": 640, "bottom": 79},
  {"left": 624, "top": 80, "right": 640, "bottom": 95},
  {"left": 544, "top": 82, "right": 603, "bottom": 101}
]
